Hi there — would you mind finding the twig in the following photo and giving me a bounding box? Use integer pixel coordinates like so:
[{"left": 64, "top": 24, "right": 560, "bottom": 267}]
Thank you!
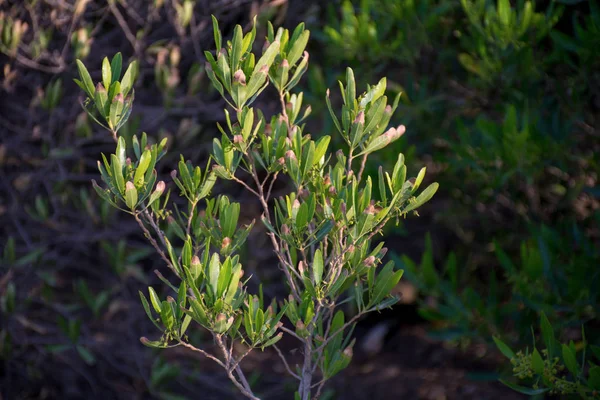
[
  {"left": 279, "top": 326, "right": 303, "bottom": 342},
  {"left": 215, "top": 335, "right": 259, "bottom": 400},
  {"left": 134, "top": 212, "right": 178, "bottom": 276},
  {"left": 273, "top": 344, "right": 301, "bottom": 380},
  {"left": 356, "top": 153, "right": 368, "bottom": 184},
  {"left": 107, "top": 0, "right": 140, "bottom": 56},
  {"left": 178, "top": 340, "right": 226, "bottom": 369}
]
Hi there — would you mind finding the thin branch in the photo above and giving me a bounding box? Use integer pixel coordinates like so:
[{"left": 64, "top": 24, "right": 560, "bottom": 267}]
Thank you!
[
  {"left": 107, "top": 0, "right": 140, "bottom": 56},
  {"left": 178, "top": 340, "right": 226, "bottom": 368},
  {"left": 266, "top": 171, "right": 279, "bottom": 201},
  {"left": 279, "top": 326, "right": 303, "bottom": 342},
  {"left": 356, "top": 153, "right": 369, "bottom": 184},
  {"left": 273, "top": 344, "right": 301, "bottom": 380},
  {"left": 215, "top": 335, "right": 259, "bottom": 400},
  {"left": 134, "top": 212, "right": 178, "bottom": 277}
]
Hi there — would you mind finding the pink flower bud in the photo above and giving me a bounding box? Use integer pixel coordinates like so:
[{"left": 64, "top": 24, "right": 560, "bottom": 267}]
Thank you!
[
  {"left": 285, "top": 150, "right": 297, "bottom": 161},
  {"left": 233, "top": 69, "right": 246, "bottom": 85},
  {"left": 354, "top": 111, "right": 365, "bottom": 125}
]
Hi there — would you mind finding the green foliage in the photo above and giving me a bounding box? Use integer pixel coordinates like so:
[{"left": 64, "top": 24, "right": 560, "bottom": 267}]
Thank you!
[
  {"left": 82, "top": 16, "right": 437, "bottom": 399},
  {"left": 321, "top": 0, "right": 456, "bottom": 67},
  {"left": 458, "top": 0, "right": 563, "bottom": 89},
  {"left": 494, "top": 313, "right": 600, "bottom": 398},
  {"left": 399, "top": 221, "right": 600, "bottom": 345},
  {"left": 75, "top": 53, "right": 139, "bottom": 137}
]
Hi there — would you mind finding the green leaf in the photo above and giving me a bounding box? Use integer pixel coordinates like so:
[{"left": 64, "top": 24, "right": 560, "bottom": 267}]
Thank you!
[
  {"left": 148, "top": 287, "right": 162, "bottom": 313},
  {"left": 211, "top": 15, "right": 222, "bottom": 51},
  {"left": 208, "top": 253, "right": 220, "bottom": 297},
  {"left": 287, "top": 30, "right": 310, "bottom": 66},
  {"left": 498, "top": 0, "right": 510, "bottom": 26},
  {"left": 492, "top": 336, "right": 515, "bottom": 359},
  {"left": 531, "top": 348, "right": 544, "bottom": 375},
  {"left": 75, "top": 60, "right": 95, "bottom": 97},
  {"left": 121, "top": 60, "right": 138, "bottom": 97},
  {"left": 255, "top": 39, "right": 281, "bottom": 77},
  {"left": 326, "top": 90, "right": 342, "bottom": 134},
  {"left": 313, "top": 249, "right": 323, "bottom": 285},
  {"left": 562, "top": 344, "right": 580, "bottom": 377},
  {"left": 102, "top": 57, "right": 112, "bottom": 92},
  {"left": 345, "top": 68, "right": 355, "bottom": 106},
  {"left": 403, "top": 182, "right": 438, "bottom": 213},
  {"left": 222, "top": 202, "right": 240, "bottom": 239},
  {"left": 540, "top": 312, "right": 555, "bottom": 358},
  {"left": 125, "top": 182, "right": 138, "bottom": 209},
  {"left": 313, "top": 136, "right": 330, "bottom": 166},
  {"left": 110, "top": 53, "right": 122, "bottom": 83},
  {"left": 139, "top": 291, "right": 162, "bottom": 330},
  {"left": 134, "top": 150, "right": 152, "bottom": 187},
  {"left": 198, "top": 172, "right": 217, "bottom": 200},
  {"left": 231, "top": 25, "right": 243, "bottom": 73}
]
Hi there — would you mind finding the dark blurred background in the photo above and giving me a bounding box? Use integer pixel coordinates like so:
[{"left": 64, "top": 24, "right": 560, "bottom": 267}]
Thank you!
[{"left": 0, "top": 0, "right": 598, "bottom": 399}]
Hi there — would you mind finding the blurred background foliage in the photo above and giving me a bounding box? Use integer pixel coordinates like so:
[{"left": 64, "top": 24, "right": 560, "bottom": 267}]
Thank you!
[{"left": 0, "top": 0, "right": 598, "bottom": 399}]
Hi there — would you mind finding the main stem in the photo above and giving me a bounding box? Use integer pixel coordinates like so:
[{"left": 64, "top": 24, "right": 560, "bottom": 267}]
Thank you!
[{"left": 299, "top": 339, "right": 313, "bottom": 400}]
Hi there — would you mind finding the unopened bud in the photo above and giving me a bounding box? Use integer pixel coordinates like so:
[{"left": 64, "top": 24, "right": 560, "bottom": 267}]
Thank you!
[
  {"left": 233, "top": 135, "right": 243, "bottom": 144},
  {"left": 277, "top": 157, "right": 285, "bottom": 165},
  {"left": 264, "top": 124, "right": 272, "bottom": 136},
  {"left": 216, "top": 313, "right": 227, "bottom": 322},
  {"left": 155, "top": 180, "right": 166, "bottom": 194},
  {"left": 343, "top": 346, "right": 354, "bottom": 357},
  {"left": 354, "top": 111, "right": 365, "bottom": 125},
  {"left": 364, "top": 255, "right": 376, "bottom": 267},
  {"left": 126, "top": 181, "right": 135, "bottom": 191},
  {"left": 298, "top": 260, "right": 305, "bottom": 275},
  {"left": 296, "top": 320, "right": 305, "bottom": 330},
  {"left": 293, "top": 199, "right": 301, "bottom": 210},
  {"left": 167, "top": 296, "right": 175, "bottom": 303},
  {"left": 113, "top": 93, "right": 124, "bottom": 103},
  {"left": 328, "top": 185, "right": 336, "bottom": 195},
  {"left": 233, "top": 69, "right": 246, "bottom": 85},
  {"left": 222, "top": 237, "right": 231, "bottom": 248},
  {"left": 171, "top": 170, "right": 177, "bottom": 179},
  {"left": 259, "top": 64, "right": 269, "bottom": 74},
  {"left": 281, "top": 59, "right": 289, "bottom": 68},
  {"left": 380, "top": 247, "right": 388, "bottom": 257},
  {"left": 191, "top": 255, "right": 201, "bottom": 267},
  {"left": 285, "top": 150, "right": 297, "bottom": 161},
  {"left": 347, "top": 245, "right": 355, "bottom": 253},
  {"left": 364, "top": 204, "right": 376, "bottom": 215},
  {"left": 126, "top": 157, "right": 132, "bottom": 166},
  {"left": 384, "top": 105, "right": 392, "bottom": 115},
  {"left": 298, "top": 187, "right": 309, "bottom": 199},
  {"left": 323, "top": 175, "right": 332, "bottom": 186},
  {"left": 95, "top": 82, "right": 106, "bottom": 94},
  {"left": 281, "top": 224, "right": 290, "bottom": 235},
  {"left": 140, "top": 337, "right": 150, "bottom": 345}
]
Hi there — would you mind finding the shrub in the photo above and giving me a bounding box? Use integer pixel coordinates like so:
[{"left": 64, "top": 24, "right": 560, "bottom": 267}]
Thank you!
[{"left": 78, "top": 16, "right": 438, "bottom": 399}]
